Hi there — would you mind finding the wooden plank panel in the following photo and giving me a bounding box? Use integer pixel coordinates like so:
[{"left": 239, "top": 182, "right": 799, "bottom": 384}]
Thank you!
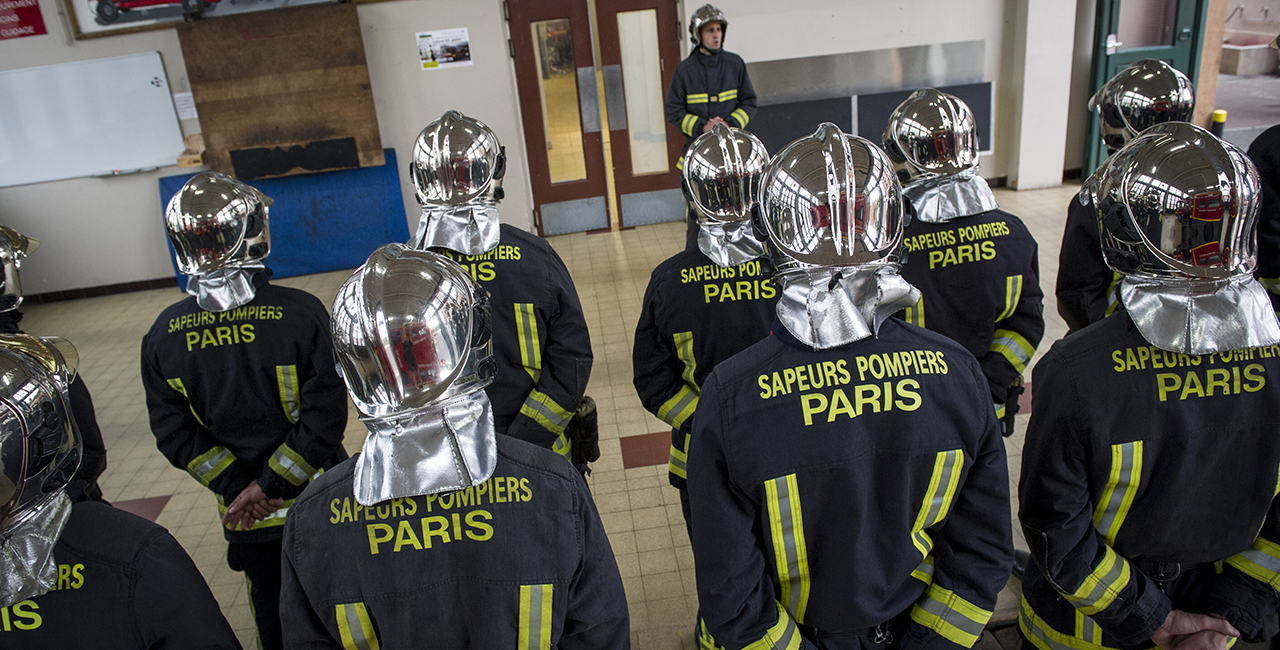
[{"left": 177, "top": 3, "right": 383, "bottom": 179}]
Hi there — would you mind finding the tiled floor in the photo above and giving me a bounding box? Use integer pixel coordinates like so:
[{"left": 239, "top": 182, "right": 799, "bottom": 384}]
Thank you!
[{"left": 19, "top": 181, "right": 1079, "bottom": 649}]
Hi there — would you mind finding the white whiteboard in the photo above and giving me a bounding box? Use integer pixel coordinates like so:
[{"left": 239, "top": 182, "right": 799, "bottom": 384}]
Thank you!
[{"left": 0, "top": 52, "right": 184, "bottom": 188}]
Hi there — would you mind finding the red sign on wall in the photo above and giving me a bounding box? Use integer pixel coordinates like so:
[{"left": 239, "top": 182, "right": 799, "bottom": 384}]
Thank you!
[{"left": 0, "top": 0, "right": 47, "bottom": 41}]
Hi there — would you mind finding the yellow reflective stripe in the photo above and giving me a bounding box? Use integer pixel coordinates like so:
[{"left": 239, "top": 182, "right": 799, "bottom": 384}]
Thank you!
[
  {"left": 742, "top": 601, "right": 803, "bottom": 650},
  {"left": 910, "top": 582, "right": 993, "bottom": 648},
  {"left": 519, "top": 584, "right": 554, "bottom": 650},
  {"left": 276, "top": 365, "right": 301, "bottom": 424},
  {"left": 686, "top": 93, "right": 709, "bottom": 104},
  {"left": 904, "top": 296, "right": 926, "bottom": 328},
  {"left": 657, "top": 385, "right": 699, "bottom": 430},
  {"left": 675, "top": 331, "right": 697, "bottom": 387},
  {"left": 681, "top": 114, "right": 699, "bottom": 135},
  {"left": 1064, "top": 545, "right": 1131, "bottom": 615},
  {"left": 911, "top": 556, "right": 936, "bottom": 584},
  {"left": 677, "top": 156, "right": 685, "bottom": 170},
  {"left": 268, "top": 443, "right": 317, "bottom": 487},
  {"left": 335, "top": 602, "right": 380, "bottom": 650},
  {"left": 1020, "top": 598, "right": 1123, "bottom": 650},
  {"left": 996, "top": 275, "right": 1024, "bottom": 321},
  {"left": 910, "top": 450, "right": 964, "bottom": 558},
  {"left": 669, "top": 431, "right": 691, "bottom": 480},
  {"left": 552, "top": 431, "right": 573, "bottom": 461},
  {"left": 515, "top": 304, "right": 542, "bottom": 383},
  {"left": 216, "top": 493, "right": 296, "bottom": 530},
  {"left": 698, "top": 618, "right": 727, "bottom": 650},
  {"left": 1225, "top": 537, "right": 1280, "bottom": 588},
  {"left": 1092, "top": 441, "right": 1142, "bottom": 545},
  {"left": 991, "top": 329, "right": 1035, "bottom": 374},
  {"left": 520, "top": 389, "right": 574, "bottom": 436},
  {"left": 994, "top": 401, "right": 1006, "bottom": 420},
  {"left": 765, "top": 474, "right": 811, "bottom": 623},
  {"left": 1104, "top": 272, "right": 1122, "bottom": 317},
  {"left": 187, "top": 446, "right": 235, "bottom": 487},
  {"left": 730, "top": 108, "right": 749, "bottom": 128},
  {"left": 166, "top": 378, "right": 207, "bottom": 427},
  {"left": 718, "top": 89, "right": 739, "bottom": 101},
  {"left": 1074, "top": 609, "right": 1101, "bottom": 645}
]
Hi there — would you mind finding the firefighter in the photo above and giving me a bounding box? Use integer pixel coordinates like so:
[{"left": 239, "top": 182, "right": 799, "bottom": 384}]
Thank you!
[
  {"left": 0, "top": 226, "right": 109, "bottom": 500},
  {"left": 665, "top": 3, "right": 758, "bottom": 250},
  {"left": 1019, "top": 123, "right": 1280, "bottom": 650},
  {"left": 140, "top": 173, "right": 349, "bottom": 650},
  {"left": 1246, "top": 124, "right": 1280, "bottom": 293},
  {"left": 632, "top": 123, "right": 776, "bottom": 538},
  {"left": 1057, "top": 60, "right": 1194, "bottom": 333},
  {"left": 0, "top": 335, "right": 241, "bottom": 649},
  {"left": 410, "top": 111, "right": 593, "bottom": 468},
  {"left": 279, "top": 244, "right": 629, "bottom": 648},
  {"left": 883, "top": 88, "right": 1044, "bottom": 436},
  {"left": 687, "top": 124, "right": 1014, "bottom": 649}
]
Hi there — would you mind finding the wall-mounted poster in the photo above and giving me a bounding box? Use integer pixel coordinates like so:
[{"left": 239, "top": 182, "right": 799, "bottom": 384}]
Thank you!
[
  {"left": 0, "top": 0, "right": 47, "bottom": 40},
  {"left": 417, "top": 27, "right": 472, "bottom": 70},
  {"left": 63, "top": 0, "right": 332, "bottom": 39}
]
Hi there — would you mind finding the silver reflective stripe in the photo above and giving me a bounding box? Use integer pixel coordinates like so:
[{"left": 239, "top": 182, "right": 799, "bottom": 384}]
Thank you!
[
  {"left": 771, "top": 614, "right": 799, "bottom": 650},
  {"left": 661, "top": 389, "right": 698, "bottom": 425},
  {"left": 1239, "top": 547, "right": 1280, "bottom": 576},
  {"left": 992, "top": 333, "right": 1032, "bottom": 367},
  {"left": 278, "top": 365, "right": 300, "bottom": 423},
  {"left": 1074, "top": 552, "right": 1126, "bottom": 610},
  {"left": 270, "top": 448, "right": 310, "bottom": 485},
  {"left": 766, "top": 475, "right": 809, "bottom": 621},
  {"left": 1094, "top": 442, "right": 1140, "bottom": 541},
  {"left": 917, "top": 591, "right": 986, "bottom": 639},
  {"left": 523, "top": 394, "right": 571, "bottom": 430},
  {"left": 341, "top": 604, "right": 374, "bottom": 650},
  {"left": 194, "top": 448, "right": 233, "bottom": 480},
  {"left": 921, "top": 450, "right": 960, "bottom": 525},
  {"left": 516, "top": 304, "right": 542, "bottom": 382}
]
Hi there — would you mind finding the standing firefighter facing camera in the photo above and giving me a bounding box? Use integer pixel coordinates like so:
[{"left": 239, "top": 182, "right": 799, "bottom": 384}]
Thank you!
[
  {"left": 279, "top": 245, "right": 629, "bottom": 648},
  {"left": 141, "top": 172, "right": 348, "bottom": 650},
  {"left": 410, "top": 111, "right": 595, "bottom": 468},
  {"left": 0, "top": 335, "right": 241, "bottom": 649},
  {"left": 1019, "top": 124, "right": 1280, "bottom": 650},
  {"left": 884, "top": 88, "right": 1044, "bottom": 436},
  {"left": 1056, "top": 60, "right": 1194, "bottom": 333},
  {"left": 666, "top": 3, "right": 757, "bottom": 249},
  {"left": 633, "top": 123, "right": 777, "bottom": 538},
  {"left": 687, "top": 124, "right": 1013, "bottom": 650}
]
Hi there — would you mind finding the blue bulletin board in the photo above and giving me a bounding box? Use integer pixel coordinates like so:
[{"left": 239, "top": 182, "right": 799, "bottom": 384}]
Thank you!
[{"left": 159, "top": 148, "right": 409, "bottom": 284}]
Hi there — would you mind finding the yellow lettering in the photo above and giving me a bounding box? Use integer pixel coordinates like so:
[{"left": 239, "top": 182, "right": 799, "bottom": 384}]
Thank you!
[
  {"left": 1244, "top": 364, "right": 1266, "bottom": 392},
  {"left": 828, "top": 388, "right": 856, "bottom": 422},
  {"left": 394, "top": 519, "right": 423, "bottom": 552},
  {"left": 801, "top": 393, "right": 828, "bottom": 426},
  {"left": 367, "top": 523, "right": 394, "bottom": 555},
  {"left": 466, "top": 510, "right": 494, "bottom": 541},
  {"left": 422, "top": 516, "right": 451, "bottom": 548},
  {"left": 1156, "top": 373, "right": 1181, "bottom": 402},
  {"left": 11, "top": 601, "right": 39, "bottom": 630}
]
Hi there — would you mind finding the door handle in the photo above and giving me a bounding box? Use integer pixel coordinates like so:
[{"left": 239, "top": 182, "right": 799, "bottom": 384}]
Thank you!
[{"left": 1106, "top": 33, "right": 1123, "bottom": 55}]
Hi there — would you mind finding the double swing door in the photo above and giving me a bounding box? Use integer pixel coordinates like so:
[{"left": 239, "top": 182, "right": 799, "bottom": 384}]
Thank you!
[{"left": 508, "top": 0, "right": 686, "bottom": 235}]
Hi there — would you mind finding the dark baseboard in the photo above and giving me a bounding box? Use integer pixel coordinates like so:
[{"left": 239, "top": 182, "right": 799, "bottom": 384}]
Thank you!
[
  {"left": 986, "top": 176, "right": 1008, "bottom": 188},
  {"left": 1063, "top": 169, "right": 1083, "bottom": 181},
  {"left": 26, "top": 277, "right": 180, "bottom": 305}
]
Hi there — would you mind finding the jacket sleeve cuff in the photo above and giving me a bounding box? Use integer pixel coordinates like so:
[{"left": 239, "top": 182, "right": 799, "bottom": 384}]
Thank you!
[
  {"left": 1091, "top": 578, "right": 1172, "bottom": 647},
  {"left": 257, "top": 469, "right": 305, "bottom": 501},
  {"left": 1205, "top": 576, "right": 1272, "bottom": 639}
]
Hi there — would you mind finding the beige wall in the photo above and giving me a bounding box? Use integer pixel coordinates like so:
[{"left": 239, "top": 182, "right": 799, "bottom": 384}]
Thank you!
[{"left": 0, "top": 0, "right": 530, "bottom": 295}]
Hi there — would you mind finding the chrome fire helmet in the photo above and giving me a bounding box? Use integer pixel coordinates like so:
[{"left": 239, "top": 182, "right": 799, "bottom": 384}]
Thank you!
[
  {"left": 165, "top": 172, "right": 272, "bottom": 276},
  {"left": 332, "top": 243, "right": 495, "bottom": 420},
  {"left": 0, "top": 227, "right": 39, "bottom": 313},
  {"left": 683, "top": 123, "right": 768, "bottom": 225},
  {"left": 759, "top": 123, "right": 905, "bottom": 274},
  {"left": 411, "top": 111, "right": 506, "bottom": 207},
  {"left": 332, "top": 244, "right": 497, "bottom": 504},
  {"left": 689, "top": 4, "right": 727, "bottom": 48},
  {"left": 883, "top": 88, "right": 981, "bottom": 185},
  {"left": 0, "top": 335, "right": 80, "bottom": 536},
  {"left": 1085, "top": 122, "right": 1259, "bottom": 281},
  {"left": 1089, "top": 60, "right": 1194, "bottom": 154}
]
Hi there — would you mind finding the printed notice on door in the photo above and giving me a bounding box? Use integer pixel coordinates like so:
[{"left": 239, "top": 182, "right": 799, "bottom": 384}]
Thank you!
[{"left": 417, "top": 28, "right": 472, "bottom": 70}]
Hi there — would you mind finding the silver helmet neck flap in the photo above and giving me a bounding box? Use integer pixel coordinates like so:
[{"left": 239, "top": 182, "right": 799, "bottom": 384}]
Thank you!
[
  {"left": 689, "top": 4, "right": 727, "bottom": 51},
  {"left": 0, "top": 227, "right": 40, "bottom": 313},
  {"left": 1089, "top": 59, "right": 1194, "bottom": 155},
  {"left": 759, "top": 123, "right": 919, "bottom": 349},
  {"left": 883, "top": 88, "right": 998, "bottom": 223},
  {"left": 165, "top": 172, "right": 272, "bottom": 312},
  {"left": 410, "top": 111, "right": 506, "bottom": 256},
  {"left": 1084, "top": 122, "right": 1280, "bottom": 354},
  {"left": 0, "top": 335, "right": 81, "bottom": 607},
  {"left": 332, "top": 244, "right": 497, "bottom": 506},
  {"left": 684, "top": 123, "right": 768, "bottom": 267}
]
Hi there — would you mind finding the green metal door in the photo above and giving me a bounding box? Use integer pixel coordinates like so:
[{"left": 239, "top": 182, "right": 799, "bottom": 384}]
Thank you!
[{"left": 1084, "top": 0, "right": 1209, "bottom": 174}]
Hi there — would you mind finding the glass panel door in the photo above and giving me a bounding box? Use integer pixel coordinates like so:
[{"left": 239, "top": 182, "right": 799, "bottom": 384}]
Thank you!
[
  {"left": 532, "top": 19, "right": 588, "bottom": 183},
  {"left": 617, "top": 9, "right": 669, "bottom": 176}
]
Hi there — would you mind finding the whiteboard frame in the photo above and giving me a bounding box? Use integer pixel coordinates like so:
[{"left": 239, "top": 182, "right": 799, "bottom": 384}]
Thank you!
[{"left": 0, "top": 52, "right": 185, "bottom": 188}]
